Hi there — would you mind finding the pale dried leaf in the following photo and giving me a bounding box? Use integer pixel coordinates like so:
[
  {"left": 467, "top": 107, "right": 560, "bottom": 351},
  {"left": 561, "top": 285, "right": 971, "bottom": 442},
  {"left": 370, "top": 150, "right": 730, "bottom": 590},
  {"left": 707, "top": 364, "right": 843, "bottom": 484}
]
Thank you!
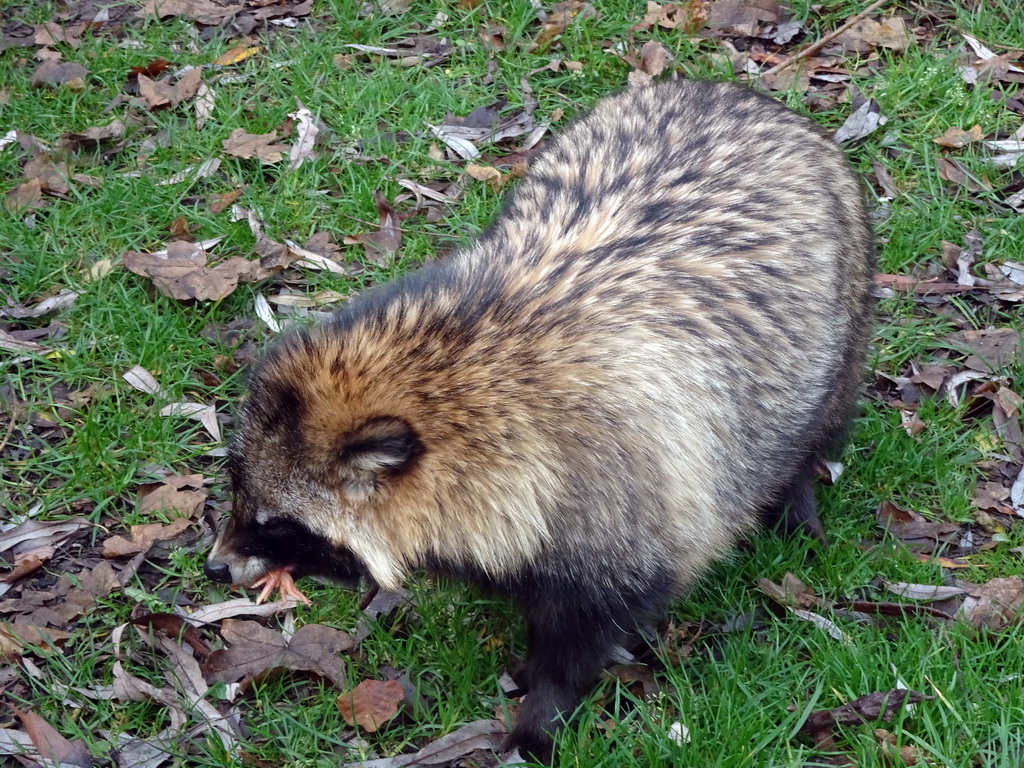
[
  {"left": 427, "top": 124, "right": 479, "bottom": 160},
  {"left": 194, "top": 82, "right": 215, "bottom": 130},
  {"left": 882, "top": 582, "right": 967, "bottom": 602},
  {"left": 958, "top": 577, "right": 1024, "bottom": 630},
  {"left": 157, "top": 157, "right": 221, "bottom": 185},
  {"left": 254, "top": 293, "right": 282, "bottom": 332},
  {"left": 63, "top": 119, "right": 126, "bottom": 146},
  {"left": 0, "top": 328, "right": 46, "bottom": 355},
  {"left": 287, "top": 106, "right": 319, "bottom": 171},
  {"left": 185, "top": 597, "right": 301, "bottom": 626},
  {"left": 123, "top": 365, "right": 164, "bottom": 396},
  {"left": 396, "top": 178, "right": 458, "bottom": 203},
  {"left": 11, "top": 707, "right": 92, "bottom": 767},
  {"left": 834, "top": 99, "right": 887, "bottom": 144},
  {"left": 285, "top": 240, "right": 351, "bottom": 274},
  {"left": 160, "top": 402, "right": 221, "bottom": 441},
  {"left": 0, "top": 519, "right": 91, "bottom": 555}
]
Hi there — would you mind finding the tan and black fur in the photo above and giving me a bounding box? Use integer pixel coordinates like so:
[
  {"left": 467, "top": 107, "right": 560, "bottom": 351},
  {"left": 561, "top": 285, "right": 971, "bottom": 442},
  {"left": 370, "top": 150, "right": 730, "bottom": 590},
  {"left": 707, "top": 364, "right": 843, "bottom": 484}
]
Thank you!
[{"left": 206, "top": 79, "right": 874, "bottom": 761}]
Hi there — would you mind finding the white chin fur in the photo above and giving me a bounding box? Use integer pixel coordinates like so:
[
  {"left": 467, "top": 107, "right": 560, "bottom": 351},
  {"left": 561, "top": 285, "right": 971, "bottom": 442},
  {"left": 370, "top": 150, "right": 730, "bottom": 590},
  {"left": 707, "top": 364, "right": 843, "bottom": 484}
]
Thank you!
[{"left": 230, "top": 556, "right": 273, "bottom": 586}]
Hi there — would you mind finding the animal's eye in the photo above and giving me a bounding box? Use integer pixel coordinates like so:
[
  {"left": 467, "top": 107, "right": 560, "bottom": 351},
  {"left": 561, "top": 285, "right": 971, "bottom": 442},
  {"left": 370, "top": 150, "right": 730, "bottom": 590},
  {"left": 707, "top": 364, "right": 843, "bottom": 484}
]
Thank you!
[{"left": 259, "top": 518, "right": 300, "bottom": 538}]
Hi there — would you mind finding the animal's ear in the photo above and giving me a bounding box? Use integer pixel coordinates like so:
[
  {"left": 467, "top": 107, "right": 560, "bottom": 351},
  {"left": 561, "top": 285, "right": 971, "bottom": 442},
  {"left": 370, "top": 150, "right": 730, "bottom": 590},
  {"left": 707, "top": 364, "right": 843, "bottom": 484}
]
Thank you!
[{"left": 339, "top": 417, "right": 423, "bottom": 476}]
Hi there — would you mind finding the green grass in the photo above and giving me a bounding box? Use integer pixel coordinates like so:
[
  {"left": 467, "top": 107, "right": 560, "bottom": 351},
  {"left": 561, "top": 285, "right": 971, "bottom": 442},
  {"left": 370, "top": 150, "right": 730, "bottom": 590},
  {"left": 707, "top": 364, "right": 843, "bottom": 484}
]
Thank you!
[{"left": 2, "top": 0, "right": 1024, "bottom": 766}]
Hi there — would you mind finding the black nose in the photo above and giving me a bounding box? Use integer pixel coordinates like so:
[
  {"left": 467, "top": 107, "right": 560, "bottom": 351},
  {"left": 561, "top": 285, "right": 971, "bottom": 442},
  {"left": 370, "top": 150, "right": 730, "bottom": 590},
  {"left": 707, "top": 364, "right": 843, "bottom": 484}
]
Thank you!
[{"left": 204, "top": 559, "right": 232, "bottom": 583}]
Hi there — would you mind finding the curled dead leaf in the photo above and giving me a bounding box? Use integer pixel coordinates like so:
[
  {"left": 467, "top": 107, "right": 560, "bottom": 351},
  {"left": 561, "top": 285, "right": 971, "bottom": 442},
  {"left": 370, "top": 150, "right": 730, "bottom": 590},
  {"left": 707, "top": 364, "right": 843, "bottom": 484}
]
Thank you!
[
  {"left": 102, "top": 517, "right": 192, "bottom": 558},
  {"left": 933, "top": 125, "right": 985, "bottom": 148},
  {"left": 123, "top": 241, "right": 269, "bottom": 301},
  {"left": 222, "top": 128, "right": 289, "bottom": 164},
  {"left": 137, "top": 67, "right": 201, "bottom": 109}
]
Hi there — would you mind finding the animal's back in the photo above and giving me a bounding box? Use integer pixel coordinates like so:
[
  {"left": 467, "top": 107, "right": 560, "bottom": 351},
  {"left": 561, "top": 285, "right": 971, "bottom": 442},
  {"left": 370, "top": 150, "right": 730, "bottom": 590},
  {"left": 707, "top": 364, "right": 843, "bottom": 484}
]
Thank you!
[{"left": 423, "top": 79, "right": 875, "bottom": 577}]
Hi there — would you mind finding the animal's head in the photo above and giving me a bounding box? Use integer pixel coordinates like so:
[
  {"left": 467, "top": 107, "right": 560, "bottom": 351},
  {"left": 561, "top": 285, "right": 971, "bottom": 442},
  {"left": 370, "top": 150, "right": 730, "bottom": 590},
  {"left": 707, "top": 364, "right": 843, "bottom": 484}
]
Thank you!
[{"left": 204, "top": 331, "right": 425, "bottom": 593}]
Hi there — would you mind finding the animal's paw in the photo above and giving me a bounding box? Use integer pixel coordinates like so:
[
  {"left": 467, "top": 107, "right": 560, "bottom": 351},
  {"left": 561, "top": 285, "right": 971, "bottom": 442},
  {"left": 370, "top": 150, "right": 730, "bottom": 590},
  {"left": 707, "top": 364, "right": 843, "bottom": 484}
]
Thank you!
[
  {"left": 502, "top": 726, "right": 554, "bottom": 766},
  {"left": 250, "top": 568, "right": 312, "bottom": 605}
]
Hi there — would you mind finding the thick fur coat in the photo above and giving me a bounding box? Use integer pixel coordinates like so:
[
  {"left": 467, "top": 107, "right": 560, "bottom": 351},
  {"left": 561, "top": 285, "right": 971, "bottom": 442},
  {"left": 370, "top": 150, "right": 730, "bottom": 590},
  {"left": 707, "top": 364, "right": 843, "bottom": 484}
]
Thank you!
[{"left": 206, "top": 79, "right": 874, "bottom": 761}]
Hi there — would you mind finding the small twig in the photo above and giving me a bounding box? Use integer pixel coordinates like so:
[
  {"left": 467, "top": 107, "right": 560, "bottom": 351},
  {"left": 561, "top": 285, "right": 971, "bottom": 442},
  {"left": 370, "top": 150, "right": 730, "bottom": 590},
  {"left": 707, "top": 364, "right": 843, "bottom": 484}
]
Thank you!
[
  {"left": 0, "top": 409, "right": 17, "bottom": 457},
  {"left": 761, "top": 0, "right": 892, "bottom": 78}
]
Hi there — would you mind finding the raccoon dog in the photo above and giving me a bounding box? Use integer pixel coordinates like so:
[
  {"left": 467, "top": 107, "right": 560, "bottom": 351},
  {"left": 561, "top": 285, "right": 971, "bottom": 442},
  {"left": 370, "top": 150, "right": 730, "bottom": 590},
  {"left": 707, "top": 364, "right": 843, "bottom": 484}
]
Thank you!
[{"left": 206, "top": 79, "right": 874, "bottom": 761}]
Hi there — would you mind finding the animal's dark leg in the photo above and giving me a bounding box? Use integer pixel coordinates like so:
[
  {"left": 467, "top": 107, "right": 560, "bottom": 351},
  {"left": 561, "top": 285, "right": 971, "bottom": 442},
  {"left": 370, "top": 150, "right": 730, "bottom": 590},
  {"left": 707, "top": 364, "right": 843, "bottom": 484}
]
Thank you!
[
  {"left": 764, "top": 462, "right": 827, "bottom": 545},
  {"left": 503, "top": 598, "right": 626, "bottom": 764}
]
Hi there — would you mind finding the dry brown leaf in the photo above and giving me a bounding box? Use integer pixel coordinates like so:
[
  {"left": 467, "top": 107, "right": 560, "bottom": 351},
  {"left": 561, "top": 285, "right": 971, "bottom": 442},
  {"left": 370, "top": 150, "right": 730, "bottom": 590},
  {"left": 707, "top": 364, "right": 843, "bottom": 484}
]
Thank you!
[
  {"left": 123, "top": 240, "right": 269, "bottom": 301},
  {"left": 24, "top": 152, "right": 72, "bottom": 195},
  {"left": 881, "top": 581, "right": 966, "bottom": 602},
  {"left": 130, "top": 59, "right": 171, "bottom": 78},
  {"left": 900, "top": 409, "right": 926, "bottom": 437},
  {"left": 204, "top": 620, "right": 353, "bottom": 688},
  {"left": 169, "top": 214, "right": 196, "bottom": 241},
  {"left": 138, "top": 0, "right": 239, "bottom": 24},
  {"left": 876, "top": 501, "right": 960, "bottom": 554},
  {"left": 937, "top": 157, "right": 990, "bottom": 193},
  {"left": 221, "top": 128, "right": 289, "bottom": 164},
  {"left": 756, "top": 573, "right": 823, "bottom": 610},
  {"left": 337, "top": 720, "right": 507, "bottom": 768},
  {"left": 255, "top": 235, "right": 295, "bottom": 270},
  {"left": 186, "top": 597, "right": 303, "bottom": 625},
  {"left": 209, "top": 188, "right": 243, "bottom": 214},
  {"left": 874, "top": 728, "right": 923, "bottom": 767},
  {"left": 834, "top": 99, "right": 886, "bottom": 144},
  {"left": 137, "top": 474, "right": 207, "bottom": 519},
  {"left": 337, "top": 679, "right": 405, "bottom": 732},
  {"left": 32, "top": 21, "right": 85, "bottom": 49},
  {"left": 61, "top": 119, "right": 126, "bottom": 150},
  {"left": 344, "top": 190, "right": 402, "bottom": 264},
  {"left": 635, "top": 1, "right": 710, "bottom": 33},
  {"left": 533, "top": 1, "right": 596, "bottom": 52},
  {"left": 945, "top": 328, "right": 1022, "bottom": 372},
  {"left": 871, "top": 161, "right": 899, "bottom": 198},
  {"left": 639, "top": 39, "right": 671, "bottom": 76},
  {"left": 842, "top": 16, "right": 911, "bottom": 53},
  {"left": 102, "top": 517, "right": 192, "bottom": 558},
  {"left": 707, "top": 0, "right": 779, "bottom": 37},
  {"left": 137, "top": 68, "right": 202, "bottom": 109},
  {"left": 958, "top": 576, "right": 1024, "bottom": 630},
  {"left": 0, "top": 549, "right": 50, "bottom": 584},
  {"left": 973, "top": 481, "right": 1013, "bottom": 515},
  {"left": 11, "top": 706, "right": 92, "bottom": 767},
  {"left": 31, "top": 60, "right": 88, "bottom": 90},
  {"left": 465, "top": 162, "right": 507, "bottom": 192},
  {"left": 5, "top": 178, "right": 45, "bottom": 211},
  {"left": 933, "top": 125, "right": 985, "bottom": 148},
  {"left": 914, "top": 553, "right": 980, "bottom": 569},
  {"left": 800, "top": 690, "right": 931, "bottom": 749}
]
